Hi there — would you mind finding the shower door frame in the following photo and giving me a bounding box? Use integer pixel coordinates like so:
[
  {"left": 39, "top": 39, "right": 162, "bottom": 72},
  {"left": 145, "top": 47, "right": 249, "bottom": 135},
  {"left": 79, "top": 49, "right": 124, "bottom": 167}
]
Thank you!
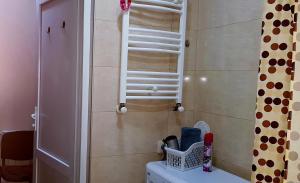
[{"left": 34, "top": 0, "right": 93, "bottom": 182}]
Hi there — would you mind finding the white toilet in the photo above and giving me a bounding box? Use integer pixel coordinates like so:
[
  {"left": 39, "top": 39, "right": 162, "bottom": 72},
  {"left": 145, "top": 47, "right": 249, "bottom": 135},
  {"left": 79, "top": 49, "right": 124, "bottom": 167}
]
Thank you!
[{"left": 146, "top": 161, "right": 250, "bottom": 183}]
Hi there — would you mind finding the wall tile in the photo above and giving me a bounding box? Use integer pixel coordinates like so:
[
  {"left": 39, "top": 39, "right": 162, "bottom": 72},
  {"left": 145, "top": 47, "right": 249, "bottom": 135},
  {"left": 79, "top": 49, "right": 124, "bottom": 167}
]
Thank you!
[
  {"left": 182, "top": 70, "right": 195, "bottom": 111},
  {"left": 124, "top": 100, "right": 172, "bottom": 112},
  {"left": 186, "top": 0, "right": 199, "bottom": 31},
  {"left": 198, "top": 0, "right": 263, "bottom": 30},
  {"left": 93, "top": 20, "right": 121, "bottom": 67},
  {"left": 172, "top": 0, "right": 199, "bottom": 31},
  {"left": 91, "top": 0, "right": 262, "bottom": 181},
  {"left": 90, "top": 153, "right": 161, "bottom": 183},
  {"left": 196, "top": 19, "right": 261, "bottom": 71},
  {"left": 214, "top": 157, "right": 251, "bottom": 180},
  {"left": 195, "top": 70, "right": 257, "bottom": 120},
  {"left": 92, "top": 67, "right": 119, "bottom": 112},
  {"left": 91, "top": 111, "right": 168, "bottom": 157},
  {"left": 94, "top": 0, "right": 121, "bottom": 22},
  {"left": 184, "top": 31, "right": 197, "bottom": 71},
  {"left": 128, "top": 51, "right": 172, "bottom": 71},
  {"left": 167, "top": 111, "right": 195, "bottom": 137},
  {"left": 130, "top": 9, "right": 173, "bottom": 29},
  {"left": 194, "top": 111, "right": 255, "bottom": 180}
]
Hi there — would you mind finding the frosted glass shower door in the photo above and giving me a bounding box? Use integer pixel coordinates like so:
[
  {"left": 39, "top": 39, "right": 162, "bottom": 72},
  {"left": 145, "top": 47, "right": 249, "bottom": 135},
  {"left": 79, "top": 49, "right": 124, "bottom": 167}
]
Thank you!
[{"left": 35, "top": 0, "right": 82, "bottom": 182}]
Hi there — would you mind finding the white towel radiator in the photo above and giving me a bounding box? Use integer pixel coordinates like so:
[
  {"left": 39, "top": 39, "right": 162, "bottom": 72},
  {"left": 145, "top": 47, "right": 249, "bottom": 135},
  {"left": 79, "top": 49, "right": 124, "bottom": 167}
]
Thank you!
[{"left": 118, "top": 0, "right": 187, "bottom": 113}]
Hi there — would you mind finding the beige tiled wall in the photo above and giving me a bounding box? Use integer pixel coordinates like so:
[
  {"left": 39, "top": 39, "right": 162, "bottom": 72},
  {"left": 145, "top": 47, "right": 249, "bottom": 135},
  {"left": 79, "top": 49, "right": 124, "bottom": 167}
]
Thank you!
[
  {"left": 91, "top": 0, "right": 196, "bottom": 182},
  {"left": 194, "top": 0, "right": 263, "bottom": 180},
  {"left": 91, "top": 0, "right": 262, "bottom": 182}
]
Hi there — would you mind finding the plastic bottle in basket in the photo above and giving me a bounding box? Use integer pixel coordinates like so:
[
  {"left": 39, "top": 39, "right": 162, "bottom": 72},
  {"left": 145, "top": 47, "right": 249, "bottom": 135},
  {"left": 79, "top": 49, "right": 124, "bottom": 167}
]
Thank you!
[{"left": 203, "top": 133, "right": 213, "bottom": 172}]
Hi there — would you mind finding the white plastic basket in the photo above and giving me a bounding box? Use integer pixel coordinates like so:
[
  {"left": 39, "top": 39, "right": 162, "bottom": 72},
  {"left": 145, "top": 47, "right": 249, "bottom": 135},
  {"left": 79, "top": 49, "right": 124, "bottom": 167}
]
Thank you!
[{"left": 165, "top": 141, "right": 204, "bottom": 171}]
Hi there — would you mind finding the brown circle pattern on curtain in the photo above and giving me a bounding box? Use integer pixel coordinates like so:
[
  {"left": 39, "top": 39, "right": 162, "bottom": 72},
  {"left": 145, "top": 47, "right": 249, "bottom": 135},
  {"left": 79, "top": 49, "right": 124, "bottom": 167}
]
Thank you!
[
  {"left": 251, "top": 0, "right": 297, "bottom": 183},
  {"left": 283, "top": 0, "right": 300, "bottom": 182}
]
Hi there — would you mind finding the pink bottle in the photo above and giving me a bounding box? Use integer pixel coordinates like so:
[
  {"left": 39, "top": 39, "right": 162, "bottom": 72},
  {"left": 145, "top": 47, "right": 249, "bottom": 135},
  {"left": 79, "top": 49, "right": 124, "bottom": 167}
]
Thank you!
[{"left": 203, "top": 133, "right": 213, "bottom": 172}]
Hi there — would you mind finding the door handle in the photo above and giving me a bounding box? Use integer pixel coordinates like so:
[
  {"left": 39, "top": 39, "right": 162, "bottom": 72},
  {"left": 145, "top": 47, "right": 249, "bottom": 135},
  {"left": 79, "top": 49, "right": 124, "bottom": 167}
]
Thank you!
[
  {"left": 31, "top": 106, "right": 38, "bottom": 129},
  {"left": 31, "top": 114, "right": 36, "bottom": 129},
  {"left": 31, "top": 113, "right": 36, "bottom": 120}
]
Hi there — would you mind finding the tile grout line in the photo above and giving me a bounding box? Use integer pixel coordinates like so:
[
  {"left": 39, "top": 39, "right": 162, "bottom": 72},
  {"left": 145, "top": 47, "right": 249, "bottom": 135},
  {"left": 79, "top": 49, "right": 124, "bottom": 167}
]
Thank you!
[
  {"left": 195, "top": 17, "right": 262, "bottom": 31},
  {"left": 194, "top": 69, "right": 259, "bottom": 71},
  {"left": 90, "top": 152, "right": 162, "bottom": 159},
  {"left": 195, "top": 110, "right": 255, "bottom": 121}
]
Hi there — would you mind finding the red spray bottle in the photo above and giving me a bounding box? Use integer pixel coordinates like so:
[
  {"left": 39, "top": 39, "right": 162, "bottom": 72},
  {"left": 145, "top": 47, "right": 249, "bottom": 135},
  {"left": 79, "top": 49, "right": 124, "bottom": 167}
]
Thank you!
[{"left": 203, "top": 133, "right": 213, "bottom": 172}]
